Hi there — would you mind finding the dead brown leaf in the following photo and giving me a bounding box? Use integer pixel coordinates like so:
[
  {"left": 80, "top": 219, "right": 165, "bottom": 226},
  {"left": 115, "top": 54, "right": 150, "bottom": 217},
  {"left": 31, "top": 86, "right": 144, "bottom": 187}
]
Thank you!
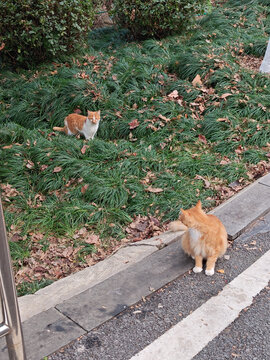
[
  {"left": 62, "top": 246, "right": 74, "bottom": 259},
  {"left": 158, "top": 114, "right": 170, "bottom": 122},
  {"left": 129, "top": 119, "right": 140, "bottom": 130},
  {"left": 146, "top": 186, "right": 164, "bottom": 193},
  {"left": 81, "top": 184, "right": 89, "bottom": 194},
  {"left": 115, "top": 111, "right": 122, "bottom": 118},
  {"left": 235, "top": 145, "right": 244, "bottom": 155},
  {"left": 192, "top": 74, "right": 202, "bottom": 87},
  {"left": 217, "top": 118, "right": 230, "bottom": 123},
  {"left": 198, "top": 134, "right": 207, "bottom": 144},
  {"left": 10, "top": 233, "right": 23, "bottom": 242},
  {"left": 40, "top": 164, "right": 48, "bottom": 171},
  {"left": 84, "top": 234, "right": 100, "bottom": 245},
  {"left": 53, "top": 166, "right": 62, "bottom": 173},
  {"left": 0, "top": 184, "right": 22, "bottom": 201},
  {"left": 220, "top": 157, "right": 231, "bottom": 165},
  {"left": 195, "top": 175, "right": 210, "bottom": 188},
  {"left": 26, "top": 160, "right": 35, "bottom": 169},
  {"left": 217, "top": 269, "right": 225, "bottom": 274},
  {"left": 220, "top": 93, "right": 232, "bottom": 99},
  {"left": 30, "top": 232, "right": 44, "bottom": 242},
  {"left": 168, "top": 90, "right": 179, "bottom": 99},
  {"left": 81, "top": 144, "right": 89, "bottom": 154}
]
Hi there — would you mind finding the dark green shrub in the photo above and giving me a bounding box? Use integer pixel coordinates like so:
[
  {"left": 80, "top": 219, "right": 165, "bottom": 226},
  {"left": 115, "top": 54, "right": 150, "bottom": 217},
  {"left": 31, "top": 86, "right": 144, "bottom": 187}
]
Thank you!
[
  {"left": 0, "top": 0, "right": 95, "bottom": 66},
  {"left": 111, "top": 0, "right": 210, "bottom": 40}
]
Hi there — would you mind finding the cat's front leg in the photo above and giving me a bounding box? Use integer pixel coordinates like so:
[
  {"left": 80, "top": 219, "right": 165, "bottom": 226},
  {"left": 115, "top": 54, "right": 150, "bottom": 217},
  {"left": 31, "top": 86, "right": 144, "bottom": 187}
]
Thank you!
[
  {"left": 205, "top": 256, "right": 217, "bottom": 276},
  {"left": 85, "top": 135, "right": 94, "bottom": 141},
  {"left": 193, "top": 255, "right": 203, "bottom": 273},
  {"left": 84, "top": 135, "right": 93, "bottom": 141}
]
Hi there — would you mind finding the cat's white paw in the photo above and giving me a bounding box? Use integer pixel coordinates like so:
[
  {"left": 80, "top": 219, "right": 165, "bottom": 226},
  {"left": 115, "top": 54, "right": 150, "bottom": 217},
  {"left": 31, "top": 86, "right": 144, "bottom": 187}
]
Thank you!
[
  {"left": 205, "top": 269, "right": 215, "bottom": 276},
  {"left": 193, "top": 266, "right": 203, "bottom": 273}
]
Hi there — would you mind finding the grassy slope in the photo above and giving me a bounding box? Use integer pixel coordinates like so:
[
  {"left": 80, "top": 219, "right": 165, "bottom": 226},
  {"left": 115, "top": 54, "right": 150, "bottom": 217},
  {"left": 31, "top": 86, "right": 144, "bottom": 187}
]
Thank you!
[{"left": 0, "top": 0, "right": 269, "bottom": 294}]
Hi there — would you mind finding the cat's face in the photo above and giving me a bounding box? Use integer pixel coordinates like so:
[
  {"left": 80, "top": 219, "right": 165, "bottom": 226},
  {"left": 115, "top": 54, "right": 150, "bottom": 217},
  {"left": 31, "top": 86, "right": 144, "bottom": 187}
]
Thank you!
[
  {"left": 180, "top": 200, "right": 202, "bottom": 227},
  {"left": 87, "top": 110, "right": 100, "bottom": 124}
]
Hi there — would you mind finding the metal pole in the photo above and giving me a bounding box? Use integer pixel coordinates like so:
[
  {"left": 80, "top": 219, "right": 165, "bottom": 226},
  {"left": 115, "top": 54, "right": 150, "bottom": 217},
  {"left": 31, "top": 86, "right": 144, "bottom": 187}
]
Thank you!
[{"left": 0, "top": 198, "right": 26, "bottom": 360}]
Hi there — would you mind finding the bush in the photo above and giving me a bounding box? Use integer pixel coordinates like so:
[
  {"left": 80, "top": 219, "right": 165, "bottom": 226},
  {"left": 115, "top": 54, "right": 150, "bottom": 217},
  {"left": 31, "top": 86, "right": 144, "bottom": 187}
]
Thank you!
[
  {"left": 0, "top": 0, "right": 95, "bottom": 66},
  {"left": 111, "top": 0, "right": 210, "bottom": 40}
]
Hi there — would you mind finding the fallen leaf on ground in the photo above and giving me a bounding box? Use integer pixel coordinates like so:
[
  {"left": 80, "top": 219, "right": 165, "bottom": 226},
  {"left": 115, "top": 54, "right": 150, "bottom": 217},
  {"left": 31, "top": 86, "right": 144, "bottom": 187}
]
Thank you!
[
  {"left": 0, "top": 184, "right": 21, "bottom": 200},
  {"left": 129, "top": 119, "right": 140, "bottom": 130},
  {"left": 125, "top": 215, "right": 165, "bottom": 242},
  {"left": 192, "top": 74, "right": 202, "bottom": 87},
  {"left": 26, "top": 160, "right": 35, "bottom": 169},
  {"left": 220, "top": 157, "right": 231, "bottom": 165},
  {"left": 217, "top": 269, "right": 225, "bottom": 273},
  {"left": 53, "top": 166, "right": 62, "bottom": 173},
  {"left": 195, "top": 175, "right": 210, "bottom": 188},
  {"left": 168, "top": 90, "right": 179, "bottom": 99},
  {"left": 10, "top": 233, "right": 23, "bottom": 242},
  {"left": 146, "top": 186, "right": 164, "bottom": 193},
  {"left": 81, "top": 145, "right": 89, "bottom": 154},
  {"left": 30, "top": 232, "right": 44, "bottom": 242},
  {"left": 40, "top": 164, "right": 48, "bottom": 171},
  {"left": 84, "top": 234, "right": 100, "bottom": 245},
  {"left": 115, "top": 111, "right": 122, "bottom": 118},
  {"left": 220, "top": 93, "right": 232, "bottom": 99},
  {"left": 158, "top": 114, "right": 170, "bottom": 122},
  {"left": 81, "top": 184, "right": 89, "bottom": 194},
  {"left": 217, "top": 118, "right": 230, "bottom": 123},
  {"left": 198, "top": 134, "right": 207, "bottom": 144}
]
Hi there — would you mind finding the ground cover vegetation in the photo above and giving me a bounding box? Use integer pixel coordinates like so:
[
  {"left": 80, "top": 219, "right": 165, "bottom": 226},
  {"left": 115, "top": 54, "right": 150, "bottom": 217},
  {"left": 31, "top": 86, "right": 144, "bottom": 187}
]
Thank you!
[
  {"left": 111, "top": 0, "right": 211, "bottom": 39},
  {"left": 0, "top": 0, "right": 269, "bottom": 295}
]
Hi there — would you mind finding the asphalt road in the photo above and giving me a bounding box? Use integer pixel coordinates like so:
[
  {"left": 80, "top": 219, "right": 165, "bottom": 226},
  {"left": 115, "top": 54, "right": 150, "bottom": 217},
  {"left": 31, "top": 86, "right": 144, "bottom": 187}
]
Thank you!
[
  {"left": 193, "top": 285, "right": 270, "bottom": 360},
  {"left": 49, "top": 212, "right": 270, "bottom": 360}
]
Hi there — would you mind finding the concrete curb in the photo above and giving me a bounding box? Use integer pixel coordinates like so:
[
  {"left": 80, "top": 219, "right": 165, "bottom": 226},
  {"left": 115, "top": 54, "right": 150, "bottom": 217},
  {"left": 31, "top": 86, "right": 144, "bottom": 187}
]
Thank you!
[
  {"left": 210, "top": 172, "right": 270, "bottom": 239},
  {"left": 18, "top": 231, "right": 184, "bottom": 322},
  {"left": 18, "top": 173, "right": 270, "bottom": 322}
]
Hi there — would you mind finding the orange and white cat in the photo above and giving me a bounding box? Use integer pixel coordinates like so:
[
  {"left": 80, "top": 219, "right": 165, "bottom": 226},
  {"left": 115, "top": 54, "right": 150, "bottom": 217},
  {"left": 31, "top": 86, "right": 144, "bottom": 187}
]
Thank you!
[
  {"left": 53, "top": 110, "right": 100, "bottom": 140},
  {"left": 169, "top": 200, "right": 227, "bottom": 276}
]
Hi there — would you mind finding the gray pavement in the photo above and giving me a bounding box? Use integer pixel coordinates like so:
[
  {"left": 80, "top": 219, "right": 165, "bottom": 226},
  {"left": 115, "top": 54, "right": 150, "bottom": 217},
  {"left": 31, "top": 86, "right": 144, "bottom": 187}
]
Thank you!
[{"left": 193, "top": 285, "right": 270, "bottom": 360}]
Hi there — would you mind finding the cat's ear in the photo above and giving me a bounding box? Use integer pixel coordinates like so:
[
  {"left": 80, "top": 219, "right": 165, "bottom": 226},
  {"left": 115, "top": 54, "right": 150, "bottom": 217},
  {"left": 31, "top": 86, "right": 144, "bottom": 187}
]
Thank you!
[
  {"left": 180, "top": 208, "right": 185, "bottom": 214},
  {"left": 87, "top": 110, "right": 92, "bottom": 117},
  {"left": 98, "top": 110, "right": 101, "bottom": 115},
  {"left": 196, "top": 200, "right": 202, "bottom": 209}
]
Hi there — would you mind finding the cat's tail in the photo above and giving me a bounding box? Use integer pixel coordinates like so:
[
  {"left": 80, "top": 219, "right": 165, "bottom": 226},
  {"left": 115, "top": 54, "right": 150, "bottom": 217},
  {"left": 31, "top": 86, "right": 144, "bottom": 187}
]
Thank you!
[
  {"left": 53, "top": 126, "right": 65, "bottom": 133},
  {"left": 168, "top": 220, "right": 188, "bottom": 232}
]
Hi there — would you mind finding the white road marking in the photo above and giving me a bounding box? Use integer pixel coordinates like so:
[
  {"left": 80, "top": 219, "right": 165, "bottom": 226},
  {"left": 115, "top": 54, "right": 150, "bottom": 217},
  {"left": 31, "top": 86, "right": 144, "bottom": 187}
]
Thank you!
[{"left": 130, "top": 250, "right": 270, "bottom": 360}]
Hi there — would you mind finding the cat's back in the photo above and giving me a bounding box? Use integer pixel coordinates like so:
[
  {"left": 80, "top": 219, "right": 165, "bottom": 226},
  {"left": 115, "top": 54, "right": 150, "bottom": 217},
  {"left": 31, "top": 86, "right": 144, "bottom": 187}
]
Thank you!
[
  {"left": 65, "top": 113, "right": 86, "bottom": 125},
  {"left": 200, "top": 213, "right": 227, "bottom": 237},
  {"left": 65, "top": 113, "right": 86, "bottom": 132}
]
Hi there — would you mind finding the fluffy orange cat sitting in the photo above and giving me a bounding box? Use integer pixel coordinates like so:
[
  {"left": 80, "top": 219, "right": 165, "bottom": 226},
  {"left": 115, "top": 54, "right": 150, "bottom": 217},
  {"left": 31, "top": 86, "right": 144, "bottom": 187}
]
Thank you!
[
  {"left": 169, "top": 200, "right": 227, "bottom": 276},
  {"left": 53, "top": 110, "right": 100, "bottom": 140}
]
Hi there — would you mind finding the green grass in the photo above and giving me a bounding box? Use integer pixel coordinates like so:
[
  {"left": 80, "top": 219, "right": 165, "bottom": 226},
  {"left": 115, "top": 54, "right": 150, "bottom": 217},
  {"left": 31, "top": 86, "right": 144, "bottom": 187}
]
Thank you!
[
  {"left": 17, "top": 279, "right": 54, "bottom": 297},
  {"left": 0, "top": 0, "right": 269, "bottom": 292}
]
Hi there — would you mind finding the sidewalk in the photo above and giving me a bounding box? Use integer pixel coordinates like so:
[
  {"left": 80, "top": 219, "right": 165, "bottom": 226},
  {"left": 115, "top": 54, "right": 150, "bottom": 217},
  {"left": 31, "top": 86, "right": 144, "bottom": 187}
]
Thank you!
[{"left": 1, "top": 174, "right": 270, "bottom": 360}]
